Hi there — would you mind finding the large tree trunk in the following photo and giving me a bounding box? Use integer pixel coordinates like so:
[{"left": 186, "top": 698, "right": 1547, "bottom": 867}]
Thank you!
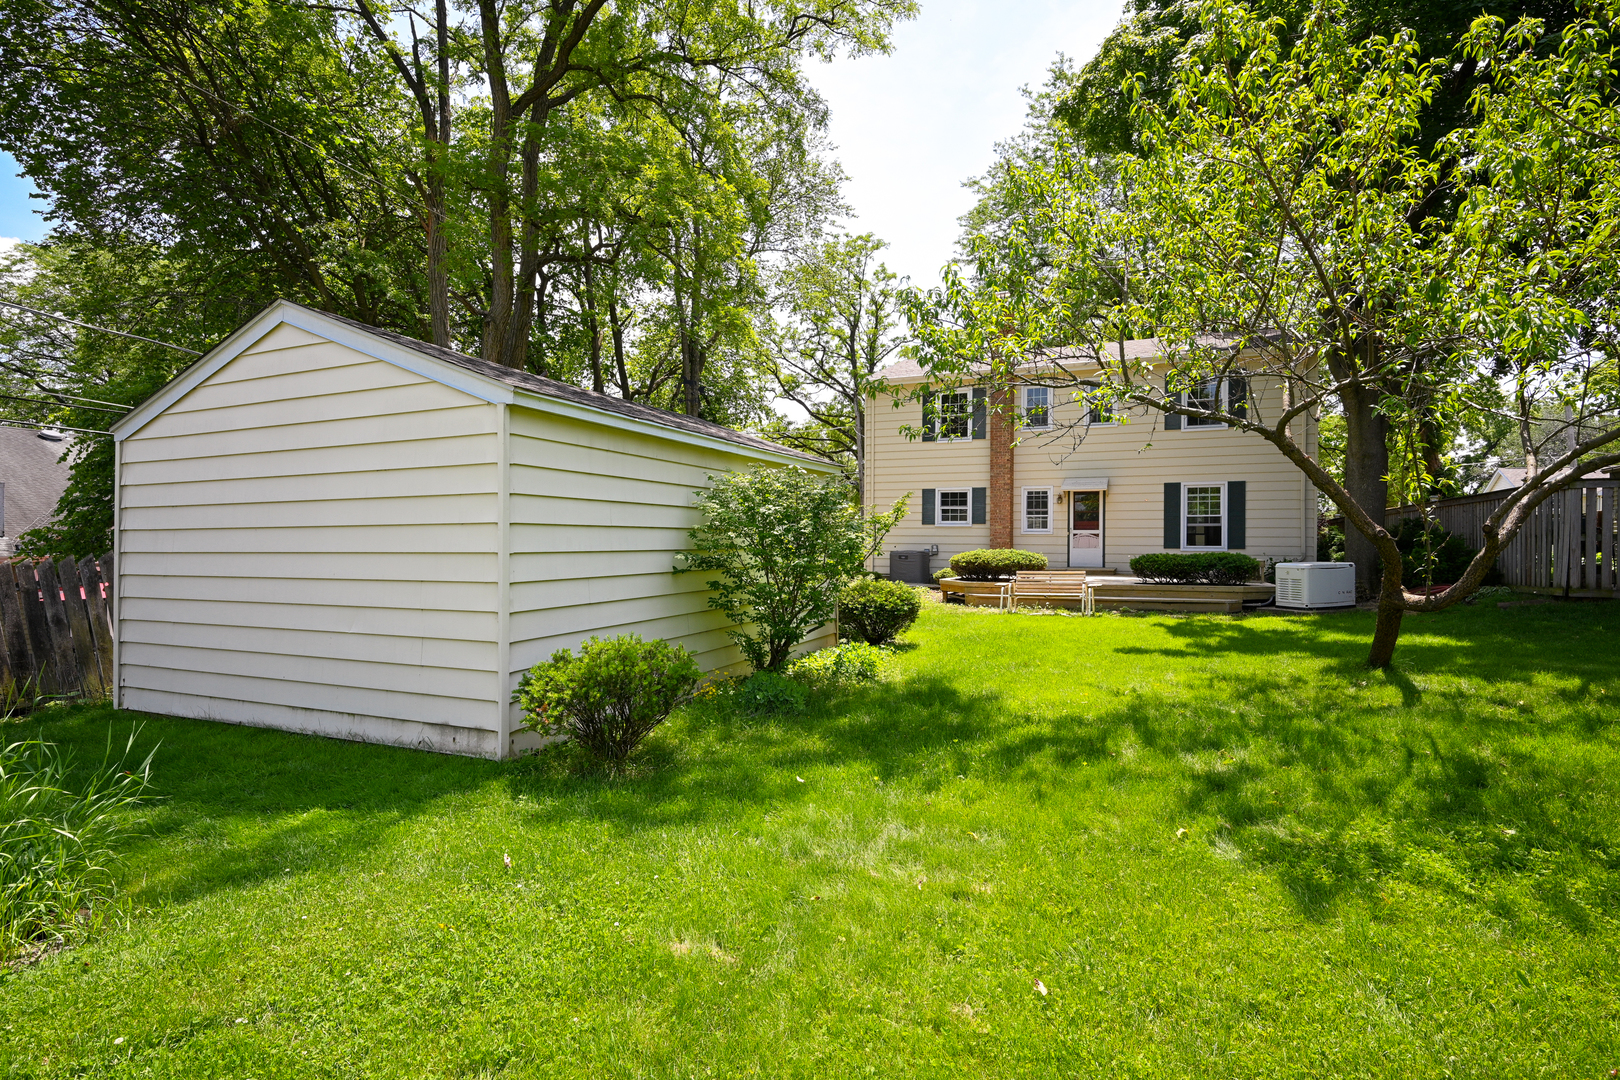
[
  {"left": 427, "top": 0, "right": 451, "bottom": 347},
  {"left": 608, "top": 294, "right": 630, "bottom": 397},
  {"left": 1339, "top": 378, "right": 1390, "bottom": 595},
  {"left": 478, "top": 0, "right": 514, "bottom": 367}
]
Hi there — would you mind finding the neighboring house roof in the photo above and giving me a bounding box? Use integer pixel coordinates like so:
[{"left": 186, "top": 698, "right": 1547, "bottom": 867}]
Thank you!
[
  {"left": 113, "top": 301, "right": 828, "bottom": 468},
  {"left": 0, "top": 426, "right": 73, "bottom": 544},
  {"left": 1481, "top": 465, "right": 1613, "bottom": 493},
  {"left": 877, "top": 332, "right": 1251, "bottom": 384},
  {"left": 1482, "top": 467, "right": 1528, "bottom": 492}
]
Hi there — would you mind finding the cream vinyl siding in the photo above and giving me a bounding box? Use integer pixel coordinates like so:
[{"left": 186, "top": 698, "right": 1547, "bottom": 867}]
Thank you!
[
  {"left": 114, "top": 307, "right": 837, "bottom": 759},
  {"left": 866, "top": 372, "right": 1316, "bottom": 573},
  {"left": 117, "top": 321, "right": 505, "bottom": 757},
  {"left": 504, "top": 405, "right": 834, "bottom": 733}
]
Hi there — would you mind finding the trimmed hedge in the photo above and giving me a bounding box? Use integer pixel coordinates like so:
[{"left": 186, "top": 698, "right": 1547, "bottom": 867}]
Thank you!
[
  {"left": 839, "top": 578, "right": 923, "bottom": 645},
  {"left": 1130, "top": 552, "right": 1261, "bottom": 586},
  {"left": 949, "top": 548, "right": 1047, "bottom": 581},
  {"left": 932, "top": 567, "right": 959, "bottom": 583}
]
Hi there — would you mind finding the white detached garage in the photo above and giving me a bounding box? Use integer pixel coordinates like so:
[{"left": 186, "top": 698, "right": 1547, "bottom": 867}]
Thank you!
[{"left": 111, "top": 300, "right": 835, "bottom": 758}]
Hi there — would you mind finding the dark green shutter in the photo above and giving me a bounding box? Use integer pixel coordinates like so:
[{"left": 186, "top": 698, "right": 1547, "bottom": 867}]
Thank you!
[
  {"left": 921, "top": 488, "right": 935, "bottom": 525},
  {"left": 1163, "top": 482, "right": 1182, "bottom": 548},
  {"left": 1228, "top": 378, "right": 1248, "bottom": 421},
  {"left": 971, "top": 387, "right": 987, "bottom": 439},
  {"left": 921, "top": 391, "right": 936, "bottom": 442},
  {"left": 1227, "top": 481, "right": 1246, "bottom": 549},
  {"left": 1165, "top": 393, "right": 1182, "bottom": 430},
  {"left": 971, "top": 487, "right": 987, "bottom": 524}
]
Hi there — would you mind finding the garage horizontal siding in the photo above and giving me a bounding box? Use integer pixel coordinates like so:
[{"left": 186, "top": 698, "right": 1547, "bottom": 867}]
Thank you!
[
  {"left": 117, "top": 332, "right": 503, "bottom": 740},
  {"left": 503, "top": 405, "right": 829, "bottom": 708}
]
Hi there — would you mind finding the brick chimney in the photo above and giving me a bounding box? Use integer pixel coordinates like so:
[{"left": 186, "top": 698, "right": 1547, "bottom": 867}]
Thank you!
[{"left": 988, "top": 384, "right": 1016, "bottom": 548}]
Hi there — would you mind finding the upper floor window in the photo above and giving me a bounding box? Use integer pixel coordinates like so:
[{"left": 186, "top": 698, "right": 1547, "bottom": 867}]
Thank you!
[
  {"left": 1183, "top": 377, "right": 1248, "bottom": 427},
  {"left": 938, "top": 389, "right": 972, "bottom": 440},
  {"left": 1022, "top": 386, "right": 1051, "bottom": 429}
]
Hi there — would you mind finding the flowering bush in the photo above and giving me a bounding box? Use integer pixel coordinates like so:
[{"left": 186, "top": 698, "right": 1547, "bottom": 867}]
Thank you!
[{"left": 513, "top": 635, "right": 701, "bottom": 766}]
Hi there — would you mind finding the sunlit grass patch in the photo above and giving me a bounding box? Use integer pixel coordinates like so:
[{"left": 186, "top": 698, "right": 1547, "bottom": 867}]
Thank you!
[{"left": 1, "top": 600, "right": 1617, "bottom": 1077}]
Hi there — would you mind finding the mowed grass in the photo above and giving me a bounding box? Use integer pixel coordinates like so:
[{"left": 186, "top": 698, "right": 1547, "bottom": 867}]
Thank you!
[{"left": 3, "top": 599, "right": 1618, "bottom": 1078}]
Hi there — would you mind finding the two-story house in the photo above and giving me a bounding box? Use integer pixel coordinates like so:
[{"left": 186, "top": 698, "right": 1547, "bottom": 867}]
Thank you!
[{"left": 864, "top": 343, "right": 1317, "bottom": 576}]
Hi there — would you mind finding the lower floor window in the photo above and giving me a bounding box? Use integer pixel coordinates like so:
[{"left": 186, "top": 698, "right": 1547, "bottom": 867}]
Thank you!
[
  {"left": 1023, "top": 487, "right": 1051, "bottom": 532},
  {"left": 1185, "top": 484, "right": 1224, "bottom": 548},
  {"left": 939, "top": 488, "right": 970, "bottom": 524}
]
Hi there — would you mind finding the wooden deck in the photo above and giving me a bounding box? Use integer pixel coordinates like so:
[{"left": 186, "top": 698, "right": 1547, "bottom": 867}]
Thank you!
[{"left": 936, "top": 574, "right": 1274, "bottom": 613}]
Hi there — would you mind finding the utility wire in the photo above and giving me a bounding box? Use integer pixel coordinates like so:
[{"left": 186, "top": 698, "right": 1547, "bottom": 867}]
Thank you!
[
  {"left": 0, "top": 418, "right": 111, "bottom": 437},
  {"left": 0, "top": 301, "right": 204, "bottom": 356},
  {"left": 0, "top": 392, "right": 127, "bottom": 414}
]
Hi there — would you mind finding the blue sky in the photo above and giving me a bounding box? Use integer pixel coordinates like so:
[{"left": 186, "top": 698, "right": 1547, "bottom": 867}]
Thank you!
[
  {"left": 0, "top": 151, "right": 45, "bottom": 249},
  {"left": 0, "top": 0, "right": 1127, "bottom": 277},
  {"left": 805, "top": 0, "right": 1125, "bottom": 289}
]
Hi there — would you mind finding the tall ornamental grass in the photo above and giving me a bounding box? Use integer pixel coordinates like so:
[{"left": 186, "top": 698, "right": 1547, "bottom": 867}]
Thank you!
[{"left": 1, "top": 730, "right": 152, "bottom": 960}]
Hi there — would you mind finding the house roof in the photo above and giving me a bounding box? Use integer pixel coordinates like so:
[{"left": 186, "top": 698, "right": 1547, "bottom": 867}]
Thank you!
[
  {"left": 0, "top": 426, "right": 73, "bottom": 538},
  {"left": 114, "top": 301, "right": 829, "bottom": 468},
  {"left": 877, "top": 333, "right": 1250, "bottom": 384}
]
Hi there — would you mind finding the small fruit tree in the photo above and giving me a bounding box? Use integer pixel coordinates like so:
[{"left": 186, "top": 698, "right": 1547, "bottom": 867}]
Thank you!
[{"left": 678, "top": 466, "right": 906, "bottom": 671}]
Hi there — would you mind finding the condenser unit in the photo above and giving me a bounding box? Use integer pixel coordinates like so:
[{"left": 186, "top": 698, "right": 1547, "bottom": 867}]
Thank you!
[{"left": 1274, "top": 562, "right": 1356, "bottom": 609}]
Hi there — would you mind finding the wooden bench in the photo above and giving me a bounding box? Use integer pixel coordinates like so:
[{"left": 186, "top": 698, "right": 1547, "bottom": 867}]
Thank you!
[{"left": 1010, "top": 570, "right": 1094, "bottom": 614}]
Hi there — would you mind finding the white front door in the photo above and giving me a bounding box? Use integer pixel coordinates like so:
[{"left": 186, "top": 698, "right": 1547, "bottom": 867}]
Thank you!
[{"left": 1069, "top": 490, "right": 1104, "bottom": 568}]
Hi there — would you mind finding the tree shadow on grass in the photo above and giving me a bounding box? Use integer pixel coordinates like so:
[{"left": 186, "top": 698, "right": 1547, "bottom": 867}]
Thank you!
[
  {"left": 31, "top": 705, "right": 498, "bottom": 910},
  {"left": 509, "top": 638, "right": 1617, "bottom": 932},
  {"left": 36, "top": 599, "right": 1616, "bottom": 931}
]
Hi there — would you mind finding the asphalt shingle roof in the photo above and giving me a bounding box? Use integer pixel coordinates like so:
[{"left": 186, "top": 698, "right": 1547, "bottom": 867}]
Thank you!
[{"left": 312, "top": 307, "right": 824, "bottom": 465}]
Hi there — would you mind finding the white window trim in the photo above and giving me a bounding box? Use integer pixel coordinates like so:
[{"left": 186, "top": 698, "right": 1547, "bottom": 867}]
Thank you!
[
  {"left": 1182, "top": 481, "right": 1228, "bottom": 550},
  {"left": 935, "top": 389, "right": 974, "bottom": 442},
  {"left": 1086, "top": 400, "right": 1120, "bottom": 427},
  {"left": 1176, "top": 377, "right": 1247, "bottom": 430},
  {"left": 937, "top": 486, "right": 972, "bottom": 526},
  {"left": 1022, "top": 386, "right": 1052, "bottom": 430},
  {"left": 1021, "top": 486, "right": 1053, "bottom": 534}
]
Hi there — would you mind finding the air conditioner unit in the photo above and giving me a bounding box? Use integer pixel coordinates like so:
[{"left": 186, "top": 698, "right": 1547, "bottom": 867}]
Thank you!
[{"left": 1274, "top": 562, "right": 1356, "bottom": 609}]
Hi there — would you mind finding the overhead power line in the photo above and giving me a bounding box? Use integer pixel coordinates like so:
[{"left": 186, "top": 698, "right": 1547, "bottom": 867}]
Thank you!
[
  {"left": 0, "top": 300, "right": 204, "bottom": 356},
  {"left": 0, "top": 419, "right": 111, "bottom": 437},
  {"left": 0, "top": 392, "right": 127, "bottom": 414}
]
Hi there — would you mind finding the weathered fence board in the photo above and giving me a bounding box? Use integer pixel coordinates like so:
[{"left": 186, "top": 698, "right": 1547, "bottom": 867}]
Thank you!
[
  {"left": 1388, "top": 482, "right": 1618, "bottom": 596},
  {"left": 0, "top": 556, "right": 115, "bottom": 700}
]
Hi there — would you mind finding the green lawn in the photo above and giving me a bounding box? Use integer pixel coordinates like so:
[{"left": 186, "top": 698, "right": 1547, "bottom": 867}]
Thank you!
[{"left": 4, "top": 599, "right": 1618, "bottom": 1078}]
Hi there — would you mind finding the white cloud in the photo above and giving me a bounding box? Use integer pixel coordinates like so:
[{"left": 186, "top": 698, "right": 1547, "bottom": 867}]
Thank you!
[{"left": 804, "top": 0, "right": 1125, "bottom": 291}]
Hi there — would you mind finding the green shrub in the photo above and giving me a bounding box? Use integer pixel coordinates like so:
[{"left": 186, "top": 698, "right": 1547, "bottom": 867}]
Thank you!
[
  {"left": 949, "top": 548, "right": 1047, "bottom": 581},
  {"left": 788, "top": 642, "right": 888, "bottom": 688},
  {"left": 839, "top": 578, "right": 923, "bottom": 645},
  {"left": 735, "top": 671, "right": 809, "bottom": 716},
  {"left": 932, "top": 566, "right": 958, "bottom": 582},
  {"left": 513, "top": 635, "right": 701, "bottom": 767},
  {"left": 1317, "top": 525, "right": 1346, "bottom": 562},
  {"left": 2, "top": 731, "right": 153, "bottom": 960},
  {"left": 677, "top": 466, "right": 907, "bottom": 671},
  {"left": 1130, "top": 552, "right": 1262, "bottom": 585},
  {"left": 1391, "top": 517, "right": 1503, "bottom": 588}
]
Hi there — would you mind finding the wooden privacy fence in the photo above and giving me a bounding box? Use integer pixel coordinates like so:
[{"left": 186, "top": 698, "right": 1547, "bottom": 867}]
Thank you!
[
  {"left": 0, "top": 555, "right": 115, "bottom": 699},
  {"left": 1387, "top": 482, "right": 1619, "bottom": 596}
]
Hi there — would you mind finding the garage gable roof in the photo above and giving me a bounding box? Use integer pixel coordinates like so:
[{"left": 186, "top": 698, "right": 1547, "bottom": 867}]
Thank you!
[{"left": 112, "top": 301, "right": 831, "bottom": 468}]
